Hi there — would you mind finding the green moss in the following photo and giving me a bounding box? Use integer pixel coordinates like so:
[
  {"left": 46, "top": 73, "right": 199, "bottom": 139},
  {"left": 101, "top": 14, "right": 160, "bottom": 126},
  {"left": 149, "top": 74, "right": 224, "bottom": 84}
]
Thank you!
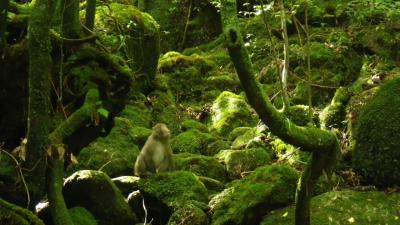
[
  {"left": 68, "top": 117, "right": 140, "bottom": 177},
  {"left": 168, "top": 203, "right": 208, "bottom": 225},
  {"left": 138, "top": 171, "right": 208, "bottom": 209},
  {"left": 158, "top": 51, "right": 215, "bottom": 73},
  {"left": 171, "top": 129, "right": 217, "bottom": 155},
  {"left": 228, "top": 127, "right": 253, "bottom": 141},
  {"left": 210, "top": 165, "right": 299, "bottom": 225},
  {"left": 119, "top": 105, "right": 151, "bottom": 128},
  {"left": 283, "top": 105, "right": 315, "bottom": 127},
  {"left": 206, "top": 140, "right": 232, "bottom": 156},
  {"left": 261, "top": 190, "right": 400, "bottom": 225},
  {"left": 150, "top": 90, "right": 182, "bottom": 135},
  {"left": 353, "top": 78, "right": 400, "bottom": 187},
  {"left": 0, "top": 198, "right": 45, "bottom": 225},
  {"left": 69, "top": 207, "right": 97, "bottom": 225},
  {"left": 181, "top": 119, "right": 209, "bottom": 133},
  {"left": 64, "top": 170, "right": 137, "bottom": 225},
  {"left": 215, "top": 148, "right": 271, "bottom": 179},
  {"left": 174, "top": 153, "right": 227, "bottom": 182},
  {"left": 211, "top": 91, "right": 258, "bottom": 136},
  {"left": 95, "top": 3, "right": 160, "bottom": 93},
  {"left": 320, "top": 87, "right": 351, "bottom": 129},
  {"left": 269, "top": 138, "right": 310, "bottom": 166},
  {"left": 231, "top": 125, "right": 267, "bottom": 149}
]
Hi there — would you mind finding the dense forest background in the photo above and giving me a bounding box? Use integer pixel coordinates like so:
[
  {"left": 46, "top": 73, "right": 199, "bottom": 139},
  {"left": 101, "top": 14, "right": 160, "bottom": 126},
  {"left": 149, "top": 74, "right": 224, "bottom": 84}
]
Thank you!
[{"left": 0, "top": 0, "right": 400, "bottom": 225}]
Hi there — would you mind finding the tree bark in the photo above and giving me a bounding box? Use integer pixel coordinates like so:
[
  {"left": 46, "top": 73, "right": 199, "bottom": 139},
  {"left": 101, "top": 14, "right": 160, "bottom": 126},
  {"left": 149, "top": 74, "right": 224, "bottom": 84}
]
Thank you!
[
  {"left": 0, "top": 0, "right": 9, "bottom": 48},
  {"left": 85, "top": 0, "right": 96, "bottom": 32},
  {"left": 61, "top": 0, "right": 81, "bottom": 38},
  {"left": 26, "top": 0, "right": 53, "bottom": 204}
]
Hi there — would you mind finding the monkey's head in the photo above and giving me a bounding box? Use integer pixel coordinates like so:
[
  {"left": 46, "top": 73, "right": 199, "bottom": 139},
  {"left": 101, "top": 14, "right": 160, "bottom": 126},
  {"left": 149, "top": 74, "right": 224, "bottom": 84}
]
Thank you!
[{"left": 152, "top": 123, "right": 171, "bottom": 140}]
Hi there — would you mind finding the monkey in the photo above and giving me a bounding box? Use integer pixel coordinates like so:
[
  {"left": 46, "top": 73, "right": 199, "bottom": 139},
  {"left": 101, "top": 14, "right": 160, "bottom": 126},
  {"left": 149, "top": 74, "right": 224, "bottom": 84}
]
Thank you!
[{"left": 134, "top": 123, "right": 174, "bottom": 177}]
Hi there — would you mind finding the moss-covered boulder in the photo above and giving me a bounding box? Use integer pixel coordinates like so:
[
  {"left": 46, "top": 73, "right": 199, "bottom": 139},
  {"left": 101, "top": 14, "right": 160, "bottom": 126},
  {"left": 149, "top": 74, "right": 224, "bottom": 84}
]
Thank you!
[
  {"left": 0, "top": 198, "right": 45, "bottom": 225},
  {"left": 168, "top": 203, "right": 209, "bottom": 225},
  {"left": 210, "top": 165, "right": 299, "bottom": 225},
  {"left": 261, "top": 190, "right": 400, "bottom": 225},
  {"left": 181, "top": 119, "right": 209, "bottom": 133},
  {"left": 138, "top": 171, "right": 209, "bottom": 224},
  {"left": 119, "top": 105, "right": 151, "bottom": 128},
  {"left": 171, "top": 129, "right": 217, "bottom": 155},
  {"left": 95, "top": 3, "right": 160, "bottom": 93},
  {"left": 215, "top": 148, "right": 271, "bottom": 179},
  {"left": 69, "top": 207, "right": 98, "bottom": 225},
  {"left": 269, "top": 138, "right": 310, "bottom": 166},
  {"left": 63, "top": 170, "right": 137, "bottom": 225},
  {"left": 174, "top": 153, "right": 227, "bottom": 182},
  {"left": 206, "top": 140, "right": 232, "bottom": 156},
  {"left": 231, "top": 125, "right": 268, "bottom": 149},
  {"left": 211, "top": 91, "right": 258, "bottom": 136},
  {"left": 68, "top": 117, "right": 140, "bottom": 177},
  {"left": 111, "top": 176, "right": 140, "bottom": 196},
  {"left": 352, "top": 78, "right": 400, "bottom": 187},
  {"left": 150, "top": 90, "right": 182, "bottom": 135}
]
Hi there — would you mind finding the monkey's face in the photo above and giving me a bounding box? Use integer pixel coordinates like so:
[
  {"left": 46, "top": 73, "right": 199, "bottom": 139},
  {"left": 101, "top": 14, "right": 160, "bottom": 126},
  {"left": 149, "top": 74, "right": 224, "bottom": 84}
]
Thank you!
[{"left": 153, "top": 123, "right": 171, "bottom": 140}]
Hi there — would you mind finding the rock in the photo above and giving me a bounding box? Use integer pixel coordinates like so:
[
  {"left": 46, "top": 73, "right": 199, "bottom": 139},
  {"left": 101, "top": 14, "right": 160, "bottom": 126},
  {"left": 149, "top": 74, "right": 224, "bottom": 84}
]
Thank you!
[
  {"left": 138, "top": 171, "right": 209, "bottom": 225},
  {"left": 353, "top": 78, "right": 400, "bottom": 187},
  {"left": 168, "top": 203, "right": 209, "bottom": 225},
  {"left": 210, "top": 165, "right": 299, "bottom": 225},
  {"left": 215, "top": 148, "right": 271, "bottom": 179},
  {"left": 211, "top": 91, "right": 257, "bottom": 136},
  {"left": 112, "top": 176, "right": 140, "bottom": 196},
  {"left": 174, "top": 153, "right": 227, "bottom": 182},
  {"left": 171, "top": 129, "right": 216, "bottom": 155},
  {"left": 64, "top": 170, "right": 137, "bottom": 225}
]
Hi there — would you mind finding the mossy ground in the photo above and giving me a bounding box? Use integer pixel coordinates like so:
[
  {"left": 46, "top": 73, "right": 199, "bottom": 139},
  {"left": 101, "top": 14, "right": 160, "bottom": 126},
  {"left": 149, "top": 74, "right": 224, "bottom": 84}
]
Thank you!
[{"left": 261, "top": 190, "right": 400, "bottom": 225}]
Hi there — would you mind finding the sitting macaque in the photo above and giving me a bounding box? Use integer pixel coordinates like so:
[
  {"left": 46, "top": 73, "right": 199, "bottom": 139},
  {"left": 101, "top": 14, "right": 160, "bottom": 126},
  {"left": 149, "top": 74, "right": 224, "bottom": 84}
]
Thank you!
[{"left": 134, "top": 123, "right": 174, "bottom": 177}]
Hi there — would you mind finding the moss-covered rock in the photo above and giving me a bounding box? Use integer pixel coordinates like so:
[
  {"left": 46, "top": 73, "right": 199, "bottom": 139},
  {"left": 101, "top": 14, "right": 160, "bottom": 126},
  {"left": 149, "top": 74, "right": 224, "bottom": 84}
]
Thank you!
[
  {"left": 95, "top": 3, "right": 160, "bottom": 93},
  {"left": 210, "top": 165, "right": 299, "bottom": 225},
  {"left": 211, "top": 91, "right": 258, "bottom": 136},
  {"left": 171, "top": 129, "right": 217, "bottom": 155},
  {"left": 174, "top": 153, "right": 227, "bottom": 182},
  {"left": 181, "top": 119, "right": 209, "bottom": 133},
  {"left": 111, "top": 176, "right": 140, "bottom": 196},
  {"left": 68, "top": 117, "right": 140, "bottom": 177},
  {"left": 64, "top": 170, "right": 137, "bottom": 225},
  {"left": 206, "top": 140, "right": 232, "bottom": 156},
  {"left": 150, "top": 90, "right": 182, "bottom": 135},
  {"left": 269, "top": 138, "right": 310, "bottom": 167},
  {"left": 69, "top": 207, "right": 97, "bottom": 225},
  {"left": 231, "top": 125, "right": 267, "bottom": 149},
  {"left": 168, "top": 203, "right": 209, "bottom": 225},
  {"left": 261, "top": 190, "right": 400, "bottom": 225},
  {"left": 283, "top": 105, "right": 315, "bottom": 127},
  {"left": 138, "top": 171, "right": 209, "bottom": 224},
  {"left": 352, "top": 78, "right": 400, "bottom": 187},
  {"left": 119, "top": 105, "right": 151, "bottom": 128},
  {"left": 215, "top": 148, "right": 271, "bottom": 179}
]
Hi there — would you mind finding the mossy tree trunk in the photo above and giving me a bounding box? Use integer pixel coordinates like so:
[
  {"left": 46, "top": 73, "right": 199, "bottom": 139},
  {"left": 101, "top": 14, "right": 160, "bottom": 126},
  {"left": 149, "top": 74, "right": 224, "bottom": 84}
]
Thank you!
[
  {"left": 25, "top": 0, "right": 54, "bottom": 204},
  {"left": 60, "top": 0, "right": 81, "bottom": 38},
  {"left": 0, "top": 0, "right": 9, "bottom": 48},
  {"left": 219, "top": 1, "right": 340, "bottom": 225},
  {"left": 85, "top": 0, "right": 96, "bottom": 32}
]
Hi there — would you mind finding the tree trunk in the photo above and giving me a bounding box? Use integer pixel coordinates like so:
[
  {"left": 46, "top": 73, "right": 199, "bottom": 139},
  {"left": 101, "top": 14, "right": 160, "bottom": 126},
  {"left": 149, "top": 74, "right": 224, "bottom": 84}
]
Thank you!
[
  {"left": 26, "top": 0, "right": 53, "bottom": 204},
  {"left": 61, "top": 0, "right": 81, "bottom": 38},
  {"left": 0, "top": 0, "right": 9, "bottom": 48},
  {"left": 85, "top": 0, "right": 96, "bottom": 32},
  {"left": 278, "top": 0, "right": 290, "bottom": 110}
]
